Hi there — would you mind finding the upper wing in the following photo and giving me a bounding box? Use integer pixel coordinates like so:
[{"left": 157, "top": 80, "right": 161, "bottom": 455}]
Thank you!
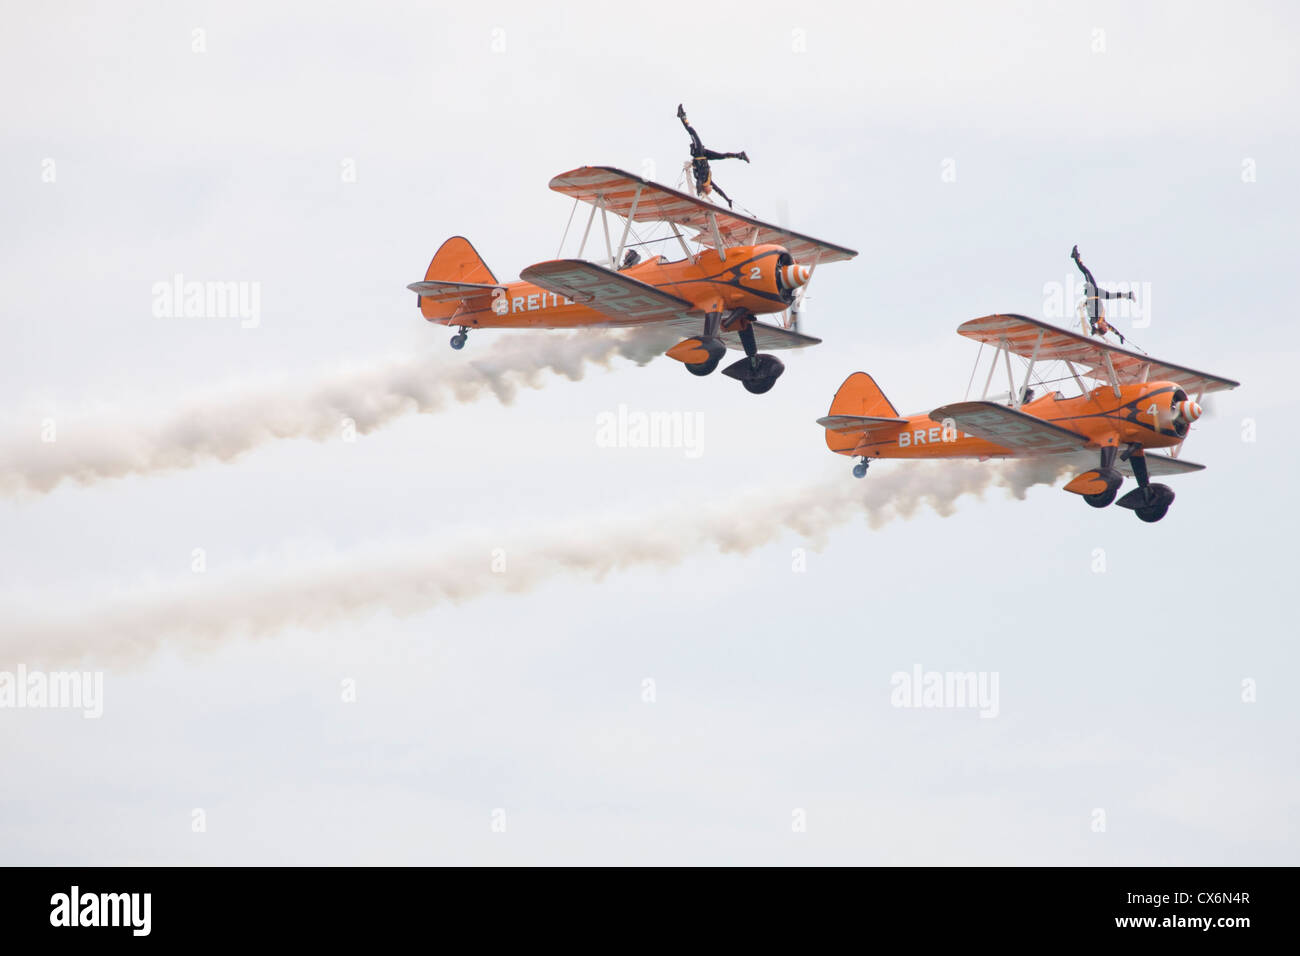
[
  {"left": 406, "top": 279, "right": 504, "bottom": 303},
  {"left": 520, "top": 259, "right": 695, "bottom": 325},
  {"left": 548, "top": 166, "right": 857, "bottom": 264},
  {"left": 930, "top": 400, "right": 1090, "bottom": 454},
  {"left": 958, "top": 314, "right": 1241, "bottom": 396}
]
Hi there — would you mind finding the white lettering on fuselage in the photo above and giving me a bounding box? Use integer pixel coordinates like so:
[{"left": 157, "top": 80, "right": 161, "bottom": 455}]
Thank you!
[
  {"left": 898, "top": 427, "right": 970, "bottom": 448},
  {"left": 512, "top": 292, "right": 574, "bottom": 314}
]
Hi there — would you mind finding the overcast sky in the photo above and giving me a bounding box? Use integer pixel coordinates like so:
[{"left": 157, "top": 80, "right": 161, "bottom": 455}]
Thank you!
[{"left": 1, "top": 1, "right": 1297, "bottom": 864}]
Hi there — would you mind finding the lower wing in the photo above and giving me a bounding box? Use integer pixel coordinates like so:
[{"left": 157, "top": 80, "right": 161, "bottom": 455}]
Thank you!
[{"left": 929, "top": 401, "right": 1090, "bottom": 455}]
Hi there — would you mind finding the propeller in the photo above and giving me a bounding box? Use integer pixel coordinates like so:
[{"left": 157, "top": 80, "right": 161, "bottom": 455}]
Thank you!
[
  {"left": 777, "top": 261, "right": 815, "bottom": 331},
  {"left": 773, "top": 198, "right": 812, "bottom": 332},
  {"left": 1166, "top": 390, "right": 1204, "bottom": 459},
  {"left": 1174, "top": 398, "right": 1203, "bottom": 425}
]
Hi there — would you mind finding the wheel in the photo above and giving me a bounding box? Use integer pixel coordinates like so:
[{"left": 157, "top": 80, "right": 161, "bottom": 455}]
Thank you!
[
  {"left": 450, "top": 333, "right": 467, "bottom": 350},
  {"left": 1134, "top": 483, "right": 1174, "bottom": 522},
  {"left": 727, "top": 354, "right": 785, "bottom": 394},
  {"left": 1084, "top": 487, "right": 1118, "bottom": 508},
  {"left": 852, "top": 462, "right": 868, "bottom": 479},
  {"left": 685, "top": 355, "right": 722, "bottom": 376},
  {"left": 1135, "top": 503, "right": 1169, "bottom": 523}
]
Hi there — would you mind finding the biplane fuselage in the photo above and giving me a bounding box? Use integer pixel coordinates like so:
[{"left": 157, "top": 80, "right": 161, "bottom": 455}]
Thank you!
[
  {"left": 830, "top": 381, "right": 1193, "bottom": 462},
  {"left": 420, "top": 244, "right": 796, "bottom": 330}
]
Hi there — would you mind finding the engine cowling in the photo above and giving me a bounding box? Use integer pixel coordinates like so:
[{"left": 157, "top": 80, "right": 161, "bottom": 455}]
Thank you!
[
  {"left": 736, "top": 245, "right": 814, "bottom": 305},
  {"left": 1140, "top": 385, "right": 1201, "bottom": 438}
]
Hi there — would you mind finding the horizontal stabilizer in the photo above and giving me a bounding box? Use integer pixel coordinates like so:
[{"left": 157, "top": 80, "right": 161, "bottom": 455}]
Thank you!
[
  {"left": 407, "top": 279, "right": 503, "bottom": 303},
  {"left": 817, "top": 414, "right": 908, "bottom": 434}
]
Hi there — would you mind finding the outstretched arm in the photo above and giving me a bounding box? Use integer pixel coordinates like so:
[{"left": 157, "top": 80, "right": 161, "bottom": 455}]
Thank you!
[{"left": 1097, "top": 287, "right": 1135, "bottom": 299}]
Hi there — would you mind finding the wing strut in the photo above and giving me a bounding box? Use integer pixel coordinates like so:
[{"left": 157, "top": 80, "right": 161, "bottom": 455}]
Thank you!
[
  {"left": 577, "top": 200, "right": 598, "bottom": 258},
  {"left": 1101, "top": 350, "right": 1121, "bottom": 397},
  {"left": 669, "top": 222, "right": 693, "bottom": 260},
  {"left": 1015, "top": 328, "right": 1044, "bottom": 408},
  {"left": 981, "top": 338, "right": 1004, "bottom": 399},
  {"left": 1064, "top": 360, "right": 1088, "bottom": 394},
  {"left": 614, "top": 185, "right": 643, "bottom": 267},
  {"left": 556, "top": 197, "right": 579, "bottom": 258},
  {"left": 705, "top": 210, "right": 726, "bottom": 262},
  {"left": 964, "top": 342, "right": 985, "bottom": 400},
  {"left": 599, "top": 196, "right": 615, "bottom": 268},
  {"left": 1002, "top": 341, "right": 1015, "bottom": 401}
]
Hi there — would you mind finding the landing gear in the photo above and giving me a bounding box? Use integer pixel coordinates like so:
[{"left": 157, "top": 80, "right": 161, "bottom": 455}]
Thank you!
[
  {"left": 1114, "top": 448, "right": 1175, "bottom": 523},
  {"left": 721, "top": 319, "right": 785, "bottom": 395},
  {"left": 681, "top": 312, "right": 726, "bottom": 376},
  {"left": 449, "top": 327, "right": 468, "bottom": 350},
  {"left": 1084, "top": 447, "right": 1123, "bottom": 508},
  {"left": 852, "top": 458, "right": 870, "bottom": 479}
]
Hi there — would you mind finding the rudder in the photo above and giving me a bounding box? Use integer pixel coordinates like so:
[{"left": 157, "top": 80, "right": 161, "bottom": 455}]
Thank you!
[
  {"left": 420, "top": 236, "right": 497, "bottom": 321},
  {"left": 828, "top": 372, "right": 898, "bottom": 419}
]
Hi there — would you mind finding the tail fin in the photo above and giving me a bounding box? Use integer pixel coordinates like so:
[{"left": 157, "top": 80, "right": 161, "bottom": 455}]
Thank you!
[
  {"left": 828, "top": 372, "right": 898, "bottom": 418},
  {"left": 819, "top": 372, "right": 907, "bottom": 454},
  {"left": 419, "top": 237, "right": 497, "bottom": 321}
]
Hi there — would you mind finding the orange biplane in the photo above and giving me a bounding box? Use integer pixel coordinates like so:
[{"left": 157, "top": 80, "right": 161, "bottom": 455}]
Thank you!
[
  {"left": 408, "top": 166, "right": 856, "bottom": 394},
  {"left": 819, "top": 314, "right": 1240, "bottom": 523}
]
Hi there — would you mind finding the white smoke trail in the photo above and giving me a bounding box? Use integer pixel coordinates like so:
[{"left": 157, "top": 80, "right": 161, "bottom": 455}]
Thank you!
[
  {"left": 0, "top": 328, "right": 678, "bottom": 496},
  {"left": 1, "top": 458, "right": 1071, "bottom": 667}
]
